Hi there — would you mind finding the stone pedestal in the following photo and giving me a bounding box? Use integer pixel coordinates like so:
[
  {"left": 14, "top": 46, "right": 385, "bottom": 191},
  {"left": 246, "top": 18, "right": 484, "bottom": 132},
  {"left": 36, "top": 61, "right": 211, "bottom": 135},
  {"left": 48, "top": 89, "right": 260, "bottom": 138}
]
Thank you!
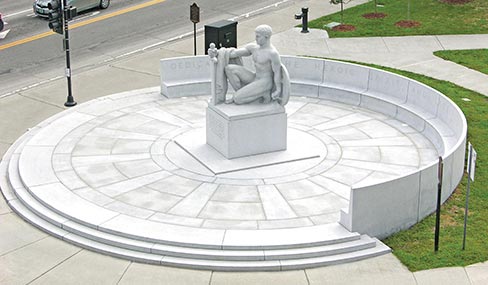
[{"left": 206, "top": 102, "right": 287, "bottom": 159}]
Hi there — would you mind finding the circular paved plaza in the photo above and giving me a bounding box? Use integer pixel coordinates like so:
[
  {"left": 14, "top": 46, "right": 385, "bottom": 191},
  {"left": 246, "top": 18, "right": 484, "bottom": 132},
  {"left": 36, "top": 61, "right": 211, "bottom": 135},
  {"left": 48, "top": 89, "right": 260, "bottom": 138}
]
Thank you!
[{"left": 23, "top": 88, "right": 438, "bottom": 231}]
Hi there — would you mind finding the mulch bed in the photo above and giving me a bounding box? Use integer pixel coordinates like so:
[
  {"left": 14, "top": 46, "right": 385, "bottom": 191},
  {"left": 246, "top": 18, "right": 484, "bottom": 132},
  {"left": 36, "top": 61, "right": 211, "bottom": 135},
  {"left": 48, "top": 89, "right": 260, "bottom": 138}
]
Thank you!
[
  {"left": 331, "top": 24, "right": 356, "bottom": 32},
  {"left": 440, "top": 0, "right": 472, "bottom": 4},
  {"left": 362, "top": 12, "right": 387, "bottom": 19},
  {"left": 395, "top": 20, "right": 421, "bottom": 28}
]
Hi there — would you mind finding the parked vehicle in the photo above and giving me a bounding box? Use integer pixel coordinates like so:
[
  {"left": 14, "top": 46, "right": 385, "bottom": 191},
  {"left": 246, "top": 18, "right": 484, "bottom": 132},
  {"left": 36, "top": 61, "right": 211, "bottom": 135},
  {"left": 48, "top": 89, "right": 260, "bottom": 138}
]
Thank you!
[
  {"left": 0, "top": 13, "right": 4, "bottom": 32},
  {"left": 33, "top": 0, "right": 110, "bottom": 18}
]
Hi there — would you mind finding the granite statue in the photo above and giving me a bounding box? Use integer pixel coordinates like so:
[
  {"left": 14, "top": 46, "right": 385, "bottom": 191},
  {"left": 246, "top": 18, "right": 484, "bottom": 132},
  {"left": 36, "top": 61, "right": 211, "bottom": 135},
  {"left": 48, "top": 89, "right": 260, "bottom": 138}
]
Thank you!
[{"left": 208, "top": 25, "right": 290, "bottom": 106}]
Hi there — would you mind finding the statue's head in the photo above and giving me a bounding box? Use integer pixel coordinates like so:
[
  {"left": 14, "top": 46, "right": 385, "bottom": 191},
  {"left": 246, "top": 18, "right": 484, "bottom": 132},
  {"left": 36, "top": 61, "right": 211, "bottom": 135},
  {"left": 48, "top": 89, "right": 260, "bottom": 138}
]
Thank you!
[
  {"left": 255, "top": 25, "right": 273, "bottom": 38},
  {"left": 255, "top": 25, "right": 272, "bottom": 46}
]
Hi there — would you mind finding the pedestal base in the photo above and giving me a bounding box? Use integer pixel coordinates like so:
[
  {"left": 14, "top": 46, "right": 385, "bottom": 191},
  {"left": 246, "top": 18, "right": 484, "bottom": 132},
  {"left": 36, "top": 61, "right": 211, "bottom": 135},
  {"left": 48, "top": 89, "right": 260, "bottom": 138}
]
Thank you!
[
  {"left": 206, "top": 102, "right": 287, "bottom": 159},
  {"left": 175, "top": 128, "right": 322, "bottom": 175}
]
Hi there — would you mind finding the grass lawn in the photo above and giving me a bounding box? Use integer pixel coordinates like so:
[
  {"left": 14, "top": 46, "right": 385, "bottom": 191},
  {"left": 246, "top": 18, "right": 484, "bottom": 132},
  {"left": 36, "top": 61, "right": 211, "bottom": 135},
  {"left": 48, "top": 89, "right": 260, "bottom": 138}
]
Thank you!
[
  {"left": 309, "top": 0, "right": 488, "bottom": 37},
  {"left": 366, "top": 64, "right": 488, "bottom": 271},
  {"left": 434, "top": 49, "right": 488, "bottom": 75}
]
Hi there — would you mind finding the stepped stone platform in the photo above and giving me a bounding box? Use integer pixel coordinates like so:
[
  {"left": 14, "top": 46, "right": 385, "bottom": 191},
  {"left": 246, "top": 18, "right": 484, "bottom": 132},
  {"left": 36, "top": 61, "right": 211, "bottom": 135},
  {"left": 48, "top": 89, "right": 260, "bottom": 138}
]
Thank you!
[{"left": 0, "top": 86, "right": 446, "bottom": 271}]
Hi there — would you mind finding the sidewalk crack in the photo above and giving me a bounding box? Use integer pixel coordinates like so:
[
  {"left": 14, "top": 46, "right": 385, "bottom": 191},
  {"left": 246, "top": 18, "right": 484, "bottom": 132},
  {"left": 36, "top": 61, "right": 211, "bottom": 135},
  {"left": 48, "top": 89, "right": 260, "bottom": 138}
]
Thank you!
[
  {"left": 304, "top": 269, "right": 312, "bottom": 285},
  {"left": 25, "top": 248, "right": 83, "bottom": 284},
  {"left": 381, "top": 37, "right": 391, "bottom": 52},
  {"left": 17, "top": 93, "right": 65, "bottom": 110},
  {"left": 434, "top": 35, "right": 446, "bottom": 51},
  {"left": 0, "top": 235, "right": 49, "bottom": 258},
  {"left": 109, "top": 65, "right": 160, "bottom": 78},
  {"left": 116, "top": 261, "right": 133, "bottom": 285}
]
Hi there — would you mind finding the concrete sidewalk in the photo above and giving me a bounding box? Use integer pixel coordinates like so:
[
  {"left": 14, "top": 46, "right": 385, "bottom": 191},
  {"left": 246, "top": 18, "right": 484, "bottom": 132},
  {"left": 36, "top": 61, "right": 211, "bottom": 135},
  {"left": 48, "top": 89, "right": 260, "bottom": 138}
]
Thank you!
[
  {"left": 1, "top": 0, "right": 488, "bottom": 284},
  {"left": 274, "top": 30, "right": 488, "bottom": 97}
]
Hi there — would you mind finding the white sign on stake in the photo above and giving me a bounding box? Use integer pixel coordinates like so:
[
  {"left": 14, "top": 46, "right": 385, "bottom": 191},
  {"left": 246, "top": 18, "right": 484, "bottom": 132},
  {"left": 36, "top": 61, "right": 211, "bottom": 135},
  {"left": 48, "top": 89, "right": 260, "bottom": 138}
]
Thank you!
[
  {"left": 463, "top": 142, "right": 477, "bottom": 250},
  {"left": 467, "top": 142, "right": 477, "bottom": 181}
]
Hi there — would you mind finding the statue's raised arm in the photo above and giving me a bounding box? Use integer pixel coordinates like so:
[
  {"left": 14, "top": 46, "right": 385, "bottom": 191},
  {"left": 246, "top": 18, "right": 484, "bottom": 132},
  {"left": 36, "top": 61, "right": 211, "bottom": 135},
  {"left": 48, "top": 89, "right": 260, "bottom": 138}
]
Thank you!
[{"left": 228, "top": 45, "right": 253, "bottom": 59}]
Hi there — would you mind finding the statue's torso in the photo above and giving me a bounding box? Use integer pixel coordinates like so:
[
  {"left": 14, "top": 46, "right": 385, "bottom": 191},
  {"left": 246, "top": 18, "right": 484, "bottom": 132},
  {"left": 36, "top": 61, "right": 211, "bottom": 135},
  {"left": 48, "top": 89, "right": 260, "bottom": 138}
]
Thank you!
[{"left": 250, "top": 46, "right": 275, "bottom": 78}]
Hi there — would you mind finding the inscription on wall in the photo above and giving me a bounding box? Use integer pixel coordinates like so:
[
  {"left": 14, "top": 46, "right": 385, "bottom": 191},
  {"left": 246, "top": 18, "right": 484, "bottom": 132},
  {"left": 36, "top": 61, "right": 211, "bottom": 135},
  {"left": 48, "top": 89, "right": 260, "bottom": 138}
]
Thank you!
[
  {"left": 324, "top": 64, "right": 357, "bottom": 77},
  {"left": 169, "top": 60, "right": 210, "bottom": 71},
  {"left": 282, "top": 58, "right": 323, "bottom": 80},
  {"left": 282, "top": 58, "right": 322, "bottom": 71}
]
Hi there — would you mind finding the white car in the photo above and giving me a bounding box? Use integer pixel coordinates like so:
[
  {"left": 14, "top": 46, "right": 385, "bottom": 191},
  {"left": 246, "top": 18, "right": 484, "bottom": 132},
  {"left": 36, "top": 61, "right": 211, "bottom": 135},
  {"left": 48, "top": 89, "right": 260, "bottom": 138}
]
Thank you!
[{"left": 33, "top": 0, "right": 110, "bottom": 18}]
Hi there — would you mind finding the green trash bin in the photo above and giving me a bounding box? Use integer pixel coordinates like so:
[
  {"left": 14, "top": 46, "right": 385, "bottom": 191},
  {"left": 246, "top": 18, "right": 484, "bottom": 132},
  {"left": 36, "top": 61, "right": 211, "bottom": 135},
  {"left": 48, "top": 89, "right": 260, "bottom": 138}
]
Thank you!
[{"left": 204, "top": 20, "right": 237, "bottom": 54}]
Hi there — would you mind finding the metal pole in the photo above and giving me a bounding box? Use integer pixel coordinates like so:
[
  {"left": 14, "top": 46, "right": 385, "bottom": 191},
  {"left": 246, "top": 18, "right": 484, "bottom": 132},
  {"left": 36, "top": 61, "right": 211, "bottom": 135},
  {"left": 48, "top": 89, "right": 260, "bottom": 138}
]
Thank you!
[
  {"left": 301, "top": 7, "right": 309, "bottom": 33},
  {"left": 340, "top": 1, "right": 344, "bottom": 24},
  {"left": 193, "top": 22, "right": 197, "bottom": 56},
  {"left": 434, "top": 156, "right": 443, "bottom": 252},
  {"left": 63, "top": 0, "right": 76, "bottom": 107},
  {"left": 462, "top": 144, "right": 473, "bottom": 250}
]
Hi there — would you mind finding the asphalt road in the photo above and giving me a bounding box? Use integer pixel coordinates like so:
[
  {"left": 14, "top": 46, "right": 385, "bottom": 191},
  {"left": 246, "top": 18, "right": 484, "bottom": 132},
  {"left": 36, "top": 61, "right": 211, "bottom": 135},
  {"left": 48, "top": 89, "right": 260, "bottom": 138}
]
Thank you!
[
  {"left": 0, "top": 0, "right": 140, "bottom": 44},
  {"left": 0, "top": 0, "right": 293, "bottom": 96}
]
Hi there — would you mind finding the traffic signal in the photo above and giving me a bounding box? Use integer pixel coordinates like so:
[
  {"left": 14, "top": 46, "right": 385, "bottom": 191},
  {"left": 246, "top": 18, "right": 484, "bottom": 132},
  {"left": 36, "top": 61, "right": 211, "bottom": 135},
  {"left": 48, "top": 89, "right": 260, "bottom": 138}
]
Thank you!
[
  {"left": 66, "top": 6, "right": 77, "bottom": 21},
  {"left": 48, "top": 0, "right": 63, "bottom": 35}
]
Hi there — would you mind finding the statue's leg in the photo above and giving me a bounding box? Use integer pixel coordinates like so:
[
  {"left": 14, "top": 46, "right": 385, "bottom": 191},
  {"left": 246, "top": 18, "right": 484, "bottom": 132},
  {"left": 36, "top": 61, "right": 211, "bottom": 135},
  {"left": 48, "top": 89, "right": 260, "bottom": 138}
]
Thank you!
[
  {"left": 233, "top": 79, "right": 273, "bottom": 105},
  {"left": 225, "top": 65, "right": 255, "bottom": 91}
]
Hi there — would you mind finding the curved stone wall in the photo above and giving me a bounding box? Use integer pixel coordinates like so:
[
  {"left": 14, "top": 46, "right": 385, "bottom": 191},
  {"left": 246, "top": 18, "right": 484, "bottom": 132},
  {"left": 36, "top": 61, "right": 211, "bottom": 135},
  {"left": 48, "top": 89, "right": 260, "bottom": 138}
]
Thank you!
[{"left": 160, "top": 55, "right": 467, "bottom": 239}]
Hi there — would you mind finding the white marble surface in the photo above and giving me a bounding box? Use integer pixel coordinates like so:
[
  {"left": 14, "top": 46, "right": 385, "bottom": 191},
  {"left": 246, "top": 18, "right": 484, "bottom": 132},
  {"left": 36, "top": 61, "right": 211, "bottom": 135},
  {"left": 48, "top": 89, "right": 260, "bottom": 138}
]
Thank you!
[
  {"left": 1, "top": 51, "right": 470, "bottom": 270},
  {"left": 8, "top": 88, "right": 442, "bottom": 243},
  {"left": 160, "top": 56, "right": 211, "bottom": 98},
  {"left": 4, "top": 55, "right": 467, "bottom": 265},
  {"left": 176, "top": 128, "right": 323, "bottom": 175},
  {"left": 282, "top": 56, "right": 323, "bottom": 97},
  {"left": 206, "top": 104, "right": 287, "bottom": 159},
  {"left": 6, "top": 57, "right": 468, "bottom": 259},
  {"left": 366, "top": 69, "right": 409, "bottom": 103},
  {"left": 18, "top": 146, "right": 58, "bottom": 187}
]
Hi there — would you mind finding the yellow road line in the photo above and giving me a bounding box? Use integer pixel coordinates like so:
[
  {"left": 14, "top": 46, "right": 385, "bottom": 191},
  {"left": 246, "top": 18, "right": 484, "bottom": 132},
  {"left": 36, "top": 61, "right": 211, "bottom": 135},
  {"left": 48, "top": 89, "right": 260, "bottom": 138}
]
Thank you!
[
  {"left": 0, "top": 0, "right": 166, "bottom": 51},
  {"left": 0, "top": 31, "right": 55, "bottom": 50}
]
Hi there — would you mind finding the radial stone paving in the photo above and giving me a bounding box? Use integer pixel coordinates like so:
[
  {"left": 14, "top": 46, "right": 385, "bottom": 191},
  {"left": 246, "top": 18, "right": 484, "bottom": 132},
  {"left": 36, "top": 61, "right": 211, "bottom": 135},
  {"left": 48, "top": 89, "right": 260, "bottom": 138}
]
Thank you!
[{"left": 34, "top": 90, "right": 437, "bottom": 231}]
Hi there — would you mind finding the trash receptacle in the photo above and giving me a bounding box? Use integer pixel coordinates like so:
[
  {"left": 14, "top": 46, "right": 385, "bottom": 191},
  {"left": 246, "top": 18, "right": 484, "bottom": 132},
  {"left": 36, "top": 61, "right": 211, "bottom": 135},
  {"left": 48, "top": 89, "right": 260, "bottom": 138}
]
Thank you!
[{"left": 204, "top": 20, "right": 237, "bottom": 54}]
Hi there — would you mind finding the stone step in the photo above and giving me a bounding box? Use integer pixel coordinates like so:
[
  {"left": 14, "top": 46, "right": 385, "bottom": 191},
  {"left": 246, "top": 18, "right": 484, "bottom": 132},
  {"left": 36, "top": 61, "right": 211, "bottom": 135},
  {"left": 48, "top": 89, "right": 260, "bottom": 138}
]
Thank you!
[
  {"left": 61, "top": 215, "right": 378, "bottom": 261},
  {"left": 263, "top": 235, "right": 377, "bottom": 261},
  {"left": 7, "top": 200, "right": 390, "bottom": 271},
  {"left": 9, "top": 163, "right": 69, "bottom": 227},
  {"left": 1, "top": 133, "right": 392, "bottom": 271},
  {"left": 10, "top": 169, "right": 380, "bottom": 262},
  {"left": 14, "top": 165, "right": 361, "bottom": 251},
  {"left": 10, "top": 143, "right": 362, "bottom": 252},
  {"left": 278, "top": 240, "right": 391, "bottom": 271}
]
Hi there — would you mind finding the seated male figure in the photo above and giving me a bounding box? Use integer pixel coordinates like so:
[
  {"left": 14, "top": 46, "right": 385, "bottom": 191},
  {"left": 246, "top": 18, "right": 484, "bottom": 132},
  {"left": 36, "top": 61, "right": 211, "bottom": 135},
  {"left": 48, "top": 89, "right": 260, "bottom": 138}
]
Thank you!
[{"left": 224, "top": 25, "right": 283, "bottom": 105}]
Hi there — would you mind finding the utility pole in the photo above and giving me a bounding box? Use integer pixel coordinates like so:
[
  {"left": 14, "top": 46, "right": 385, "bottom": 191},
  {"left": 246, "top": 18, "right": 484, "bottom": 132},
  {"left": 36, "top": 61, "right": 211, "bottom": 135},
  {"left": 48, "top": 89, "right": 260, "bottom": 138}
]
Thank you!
[
  {"left": 62, "top": 0, "right": 76, "bottom": 107},
  {"left": 47, "top": 0, "right": 77, "bottom": 107}
]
